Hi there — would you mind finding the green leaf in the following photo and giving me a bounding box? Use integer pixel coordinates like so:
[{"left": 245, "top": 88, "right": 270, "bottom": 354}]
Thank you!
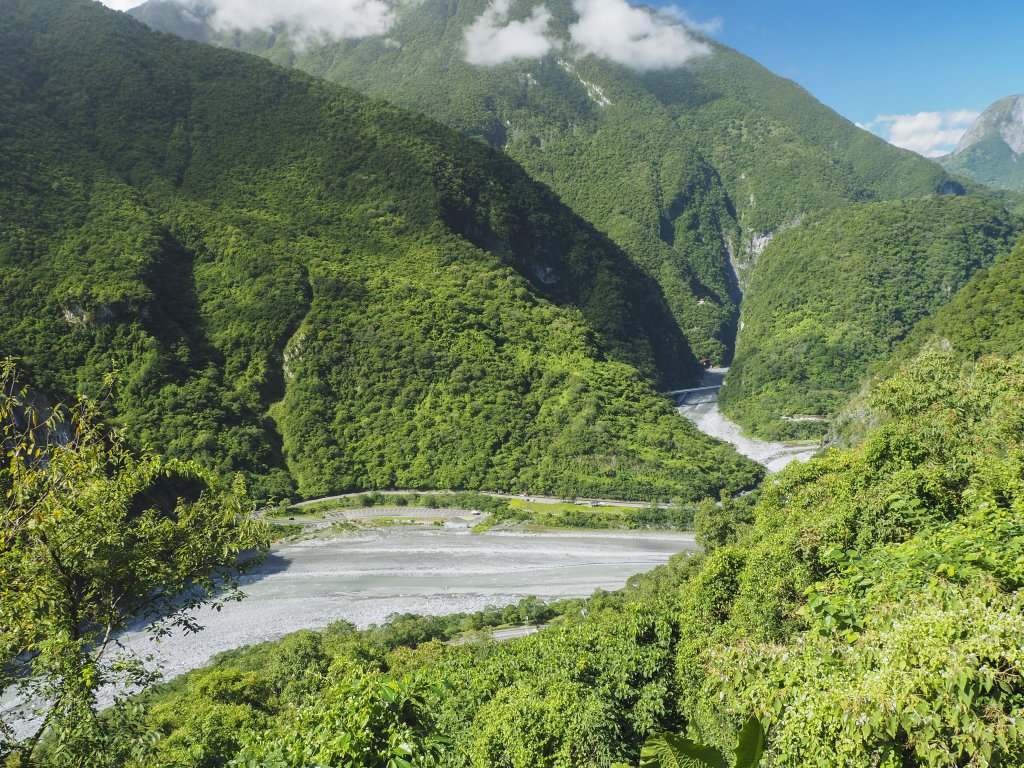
[
  {"left": 733, "top": 716, "right": 765, "bottom": 768},
  {"left": 639, "top": 732, "right": 729, "bottom": 768}
]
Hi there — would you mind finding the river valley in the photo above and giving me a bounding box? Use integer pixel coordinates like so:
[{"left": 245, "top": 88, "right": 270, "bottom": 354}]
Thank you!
[
  {"left": 120, "top": 366, "right": 811, "bottom": 683},
  {"left": 675, "top": 368, "right": 819, "bottom": 472},
  {"left": 7, "top": 367, "right": 808, "bottom": 733},
  {"left": 116, "top": 526, "right": 697, "bottom": 681}
]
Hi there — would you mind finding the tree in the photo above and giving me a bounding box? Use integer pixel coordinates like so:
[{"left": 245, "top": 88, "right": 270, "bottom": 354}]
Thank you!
[
  {"left": 693, "top": 491, "right": 755, "bottom": 553},
  {"left": 613, "top": 716, "right": 765, "bottom": 768},
  {"left": 0, "top": 360, "right": 266, "bottom": 766}
]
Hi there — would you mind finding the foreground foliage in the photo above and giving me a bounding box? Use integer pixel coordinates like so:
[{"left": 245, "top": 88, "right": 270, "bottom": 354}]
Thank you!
[
  {"left": 687, "top": 352, "right": 1024, "bottom": 765},
  {"left": 0, "top": 362, "right": 264, "bottom": 765},
  {"left": 619, "top": 716, "right": 763, "bottom": 768},
  {"left": 33, "top": 351, "right": 1023, "bottom": 766}
]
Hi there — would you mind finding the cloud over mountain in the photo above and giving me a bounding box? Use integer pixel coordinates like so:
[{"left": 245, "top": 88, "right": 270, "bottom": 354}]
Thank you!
[
  {"left": 461, "top": 0, "right": 710, "bottom": 71},
  {"left": 568, "top": 0, "right": 709, "bottom": 71},
  {"left": 101, "top": 0, "right": 400, "bottom": 41},
  {"left": 860, "top": 110, "right": 981, "bottom": 157},
  {"left": 103, "top": 0, "right": 710, "bottom": 70},
  {"left": 211, "top": 0, "right": 398, "bottom": 40},
  {"left": 464, "top": 0, "right": 558, "bottom": 66}
]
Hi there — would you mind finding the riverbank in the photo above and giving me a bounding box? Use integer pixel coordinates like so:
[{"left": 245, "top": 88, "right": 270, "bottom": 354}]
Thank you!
[
  {"left": 676, "top": 368, "right": 819, "bottom": 473},
  {"left": 114, "top": 525, "right": 698, "bottom": 682},
  {"left": 289, "top": 490, "right": 672, "bottom": 510},
  {"left": 263, "top": 491, "right": 690, "bottom": 535}
]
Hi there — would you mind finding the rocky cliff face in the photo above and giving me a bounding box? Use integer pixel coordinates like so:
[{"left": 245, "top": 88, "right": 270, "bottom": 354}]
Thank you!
[
  {"left": 955, "top": 94, "right": 1024, "bottom": 157},
  {"left": 939, "top": 95, "right": 1024, "bottom": 192}
]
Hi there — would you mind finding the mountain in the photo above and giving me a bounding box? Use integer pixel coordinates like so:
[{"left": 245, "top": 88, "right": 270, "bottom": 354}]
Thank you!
[
  {"left": 893, "top": 237, "right": 1024, "bottom": 363},
  {"left": 130, "top": 0, "right": 960, "bottom": 365},
  {"left": 829, "top": 235, "right": 1024, "bottom": 444},
  {"left": 0, "top": 0, "right": 763, "bottom": 501},
  {"left": 939, "top": 95, "right": 1024, "bottom": 192},
  {"left": 10, "top": 4, "right": 1024, "bottom": 766},
  {"left": 101, "top": 350, "right": 1024, "bottom": 767},
  {"left": 718, "top": 196, "right": 1020, "bottom": 439}
]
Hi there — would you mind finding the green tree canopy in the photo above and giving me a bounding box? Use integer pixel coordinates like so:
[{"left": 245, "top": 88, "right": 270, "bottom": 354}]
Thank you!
[{"left": 0, "top": 361, "right": 266, "bottom": 766}]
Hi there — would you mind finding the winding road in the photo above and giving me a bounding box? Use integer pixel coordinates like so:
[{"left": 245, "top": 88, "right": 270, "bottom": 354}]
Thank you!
[{"left": 291, "top": 492, "right": 669, "bottom": 510}]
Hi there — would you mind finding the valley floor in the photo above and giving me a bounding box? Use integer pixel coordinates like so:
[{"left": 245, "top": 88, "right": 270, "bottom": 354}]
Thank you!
[
  {"left": 676, "top": 368, "right": 819, "bottom": 472},
  {"left": 115, "top": 526, "right": 696, "bottom": 681}
]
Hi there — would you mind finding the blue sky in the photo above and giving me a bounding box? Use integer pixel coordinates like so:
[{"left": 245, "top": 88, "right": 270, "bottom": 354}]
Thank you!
[
  {"left": 674, "top": 0, "right": 1024, "bottom": 155},
  {"left": 100, "top": 0, "right": 1021, "bottom": 156}
]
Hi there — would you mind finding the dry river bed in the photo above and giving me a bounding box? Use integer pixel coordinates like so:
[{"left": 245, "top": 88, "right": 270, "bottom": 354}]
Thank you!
[
  {"left": 7, "top": 367, "right": 810, "bottom": 732},
  {"left": 110, "top": 366, "right": 808, "bottom": 686},
  {"left": 675, "top": 367, "right": 820, "bottom": 472},
  {"left": 116, "top": 523, "right": 698, "bottom": 681}
]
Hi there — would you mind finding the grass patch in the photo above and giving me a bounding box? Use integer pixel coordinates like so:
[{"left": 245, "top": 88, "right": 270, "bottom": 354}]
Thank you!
[{"left": 267, "top": 491, "right": 699, "bottom": 532}]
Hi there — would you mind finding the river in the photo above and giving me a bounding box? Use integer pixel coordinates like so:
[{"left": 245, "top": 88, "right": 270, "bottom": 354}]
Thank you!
[
  {"left": 675, "top": 367, "right": 819, "bottom": 472},
  {"left": 6, "top": 367, "right": 807, "bottom": 731},
  {"left": 116, "top": 525, "right": 698, "bottom": 681},
  {"left": 0, "top": 525, "right": 696, "bottom": 735}
]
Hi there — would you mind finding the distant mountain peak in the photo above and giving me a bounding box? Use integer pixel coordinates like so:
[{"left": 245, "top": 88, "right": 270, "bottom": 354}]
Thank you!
[
  {"left": 954, "top": 94, "right": 1024, "bottom": 156},
  {"left": 938, "top": 94, "right": 1024, "bottom": 192}
]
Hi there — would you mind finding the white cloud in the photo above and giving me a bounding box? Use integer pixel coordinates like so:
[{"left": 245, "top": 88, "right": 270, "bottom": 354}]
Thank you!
[
  {"left": 97, "top": 0, "right": 400, "bottom": 41},
  {"left": 105, "top": 0, "right": 712, "bottom": 72},
  {"left": 859, "top": 110, "right": 981, "bottom": 157},
  {"left": 463, "top": 0, "right": 558, "bottom": 66},
  {"left": 657, "top": 5, "right": 722, "bottom": 36},
  {"left": 205, "top": 0, "right": 396, "bottom": 41},
  {"left": 568, "top": 0, "right": 710, "bottom": 72}
]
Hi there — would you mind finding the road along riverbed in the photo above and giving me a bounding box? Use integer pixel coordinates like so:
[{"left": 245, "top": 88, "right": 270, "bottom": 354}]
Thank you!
[{"left": 674, "top": 367, "right": 820, "bottom": 473}]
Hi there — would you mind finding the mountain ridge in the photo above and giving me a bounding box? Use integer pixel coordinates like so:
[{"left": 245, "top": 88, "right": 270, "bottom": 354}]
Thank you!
[
  {"left": 955, "top": 95, "right": 1024, "bottom": 156},
  {"left": 0, "top": 0, "right": 762, "bottom": 500},
  {"left": 939, "top": 94, "right": 1024, "bottom": 192},
  {"left": 129, "top": 0, "right": 961, "bottom": 365},
  {"left": 718, "top": 195, "right": 1020, "bottom": 439}
]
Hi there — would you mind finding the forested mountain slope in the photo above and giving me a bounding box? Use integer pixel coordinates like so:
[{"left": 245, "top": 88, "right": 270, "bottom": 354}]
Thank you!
[
  {"left": 131, "top": 0, "right": 958, "bottom": 365},
  {"left": 97, "top": 350, "right": 1024, "bottom": 766},
  {"left": 0, "top": 0, "right": 763, "bottom": 501},
  {"left": 938, "top": 95, "right": 1024, "bottom": 193},
  {"left": 718, "top": 196, "right": 1020, "bottom": 439},
  {"left": 893, "top": 237, "right": 1024, "bottom": 363}
]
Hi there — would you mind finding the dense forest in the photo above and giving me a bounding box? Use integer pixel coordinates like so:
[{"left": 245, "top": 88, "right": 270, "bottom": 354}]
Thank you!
[
  {"left": 15, "top": 349, "right": 1024, "bottom": 766},
  {"left": 0, "top": 0, "right": 763, "bottom": 502},
  {"left": 941, "top": 134, "right": 1024, "bottom": 194},
  {"left": 896, "top": 238, "right": 1024, "bottom": 361},
  {"left": 5, "top": 0, "right": 1024, "bottom": 765},
  {"left": 719, "top": 197, "right": 1021, "bottom": 439},
  {"left": 132, "top": 0, "right": 961, "bottom": 366}
]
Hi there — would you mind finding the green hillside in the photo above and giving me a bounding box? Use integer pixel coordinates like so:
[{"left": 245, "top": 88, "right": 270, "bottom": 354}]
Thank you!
[
  {"left": 8, "top": 2, "right": 1024, "bottom": 767},
  {"left": 77, "top": 350, "right": 1024, "bottom": 767},
  {"left": 718, "top": 196, "right": 1020, "bottom": 439},
  {"left": 894, "top": 237, "right": 1024, "bottom": 362},
  {"left": 131, "top": 0, "right": 958, "bottom": 365},
  {"left": 0, "top": 0, "right": 763, "bottom": 501}
]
